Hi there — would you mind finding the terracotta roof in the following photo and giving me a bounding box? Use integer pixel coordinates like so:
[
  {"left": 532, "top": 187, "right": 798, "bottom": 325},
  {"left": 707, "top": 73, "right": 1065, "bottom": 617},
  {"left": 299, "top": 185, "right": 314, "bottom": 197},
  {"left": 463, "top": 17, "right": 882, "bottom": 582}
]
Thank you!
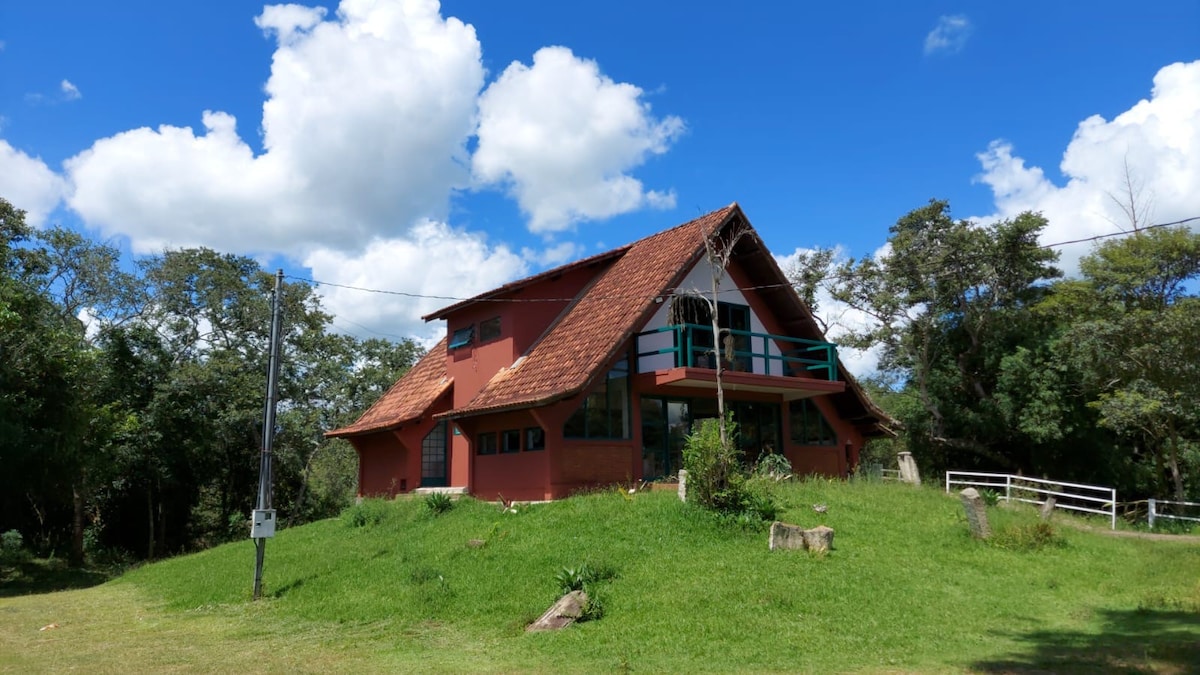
[
  {"left": 326, "top": 337, "right": 452, "bottom": 438},
  {"left": 442, "top": 205, "right": 740, "bottom": 417},
  {"left": 422, "top": 246, "right": 629, "bottom": 321}
]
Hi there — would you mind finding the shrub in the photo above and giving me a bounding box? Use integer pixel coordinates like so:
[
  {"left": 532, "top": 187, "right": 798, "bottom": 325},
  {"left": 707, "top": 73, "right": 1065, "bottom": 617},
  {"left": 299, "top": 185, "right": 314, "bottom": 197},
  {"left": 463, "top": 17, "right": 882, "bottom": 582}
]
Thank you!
[
  {"left": 979, "top": 488, "right": 1001, "bottom": 507},
  {"left": 424, "top": 492, "right": 454, "bottom": 515},
  {"left": 990, "top": 522, "right": 1064, "bottom": 552},
  {"left": 683, "top": 416, "right": 778, "bottom": 523},
  {"left": 1, "top": 529, "right": 27, "bottom": 565}
]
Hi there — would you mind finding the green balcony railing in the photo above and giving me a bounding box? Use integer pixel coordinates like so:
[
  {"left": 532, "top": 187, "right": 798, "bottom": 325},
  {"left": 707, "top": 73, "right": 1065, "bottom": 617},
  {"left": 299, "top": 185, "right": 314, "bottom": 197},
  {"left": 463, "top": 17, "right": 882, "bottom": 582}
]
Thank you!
[{"left": 634, "top": 323, "right": 838, "bottom": 381}]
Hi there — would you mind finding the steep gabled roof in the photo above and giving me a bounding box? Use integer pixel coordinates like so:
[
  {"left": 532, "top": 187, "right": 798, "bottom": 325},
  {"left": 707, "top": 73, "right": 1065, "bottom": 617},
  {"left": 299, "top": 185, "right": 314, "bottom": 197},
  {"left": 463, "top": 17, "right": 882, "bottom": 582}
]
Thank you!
[
  {"left": 325, "top": 337, "right": 451, "bottom": 438},
  {"left": 442, "top": 205, "right": 741, "bottom": 417}
]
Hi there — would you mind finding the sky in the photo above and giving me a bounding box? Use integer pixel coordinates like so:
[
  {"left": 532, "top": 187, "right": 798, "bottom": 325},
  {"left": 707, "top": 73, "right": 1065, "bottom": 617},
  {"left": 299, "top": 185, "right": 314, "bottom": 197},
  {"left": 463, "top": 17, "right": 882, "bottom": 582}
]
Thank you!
[{"left": 1, "top": 0, "right": 1198, "bottom": 373}]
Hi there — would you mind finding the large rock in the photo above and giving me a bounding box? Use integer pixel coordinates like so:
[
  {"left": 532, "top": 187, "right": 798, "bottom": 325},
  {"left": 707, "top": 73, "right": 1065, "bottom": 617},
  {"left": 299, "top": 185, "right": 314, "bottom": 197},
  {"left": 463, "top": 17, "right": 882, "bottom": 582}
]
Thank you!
[
  {"left": 769, "top": 522, "right": 835, "bottom": 552},
  {"left": 897, "top": 451, "right": 921, "bottom": 485},
  {"left": 526, "top": 590, "right": 588, "bottom": 632},
  {"left": 960, "top": 488, "right": 991, "bottom": 539}
]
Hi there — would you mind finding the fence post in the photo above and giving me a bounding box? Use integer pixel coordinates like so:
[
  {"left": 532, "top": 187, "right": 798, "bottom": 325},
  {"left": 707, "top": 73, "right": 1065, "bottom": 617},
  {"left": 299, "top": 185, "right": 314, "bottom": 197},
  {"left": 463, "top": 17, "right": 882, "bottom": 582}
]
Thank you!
[
  {"left": 944, "top": 472, "right": 950, "bottom": 494},
  {"left": 1110, "top": 489, "right": 1116, "bottom": 530},
  {"left": 1148, "top": 498, "right": 1156, "bottom": 530},
  {"left": 1005, "top": 475, "right": 1012, "bottom": 504}
]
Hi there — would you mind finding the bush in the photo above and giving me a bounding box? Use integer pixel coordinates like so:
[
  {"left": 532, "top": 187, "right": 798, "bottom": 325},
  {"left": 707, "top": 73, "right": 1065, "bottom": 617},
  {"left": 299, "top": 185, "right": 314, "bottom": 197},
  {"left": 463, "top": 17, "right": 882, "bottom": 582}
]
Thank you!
[
  {"left": 1, "top": 529, "right": 27, "bottom": 565},
  {"left": 683, "top": 416, "right": 778, "bottom": 523},
  {"left": 979, "top": 489, "right": 1001, "bottom": 507},
  {"left": 754, "top": 453, "right": 793, "bottom": 480}
]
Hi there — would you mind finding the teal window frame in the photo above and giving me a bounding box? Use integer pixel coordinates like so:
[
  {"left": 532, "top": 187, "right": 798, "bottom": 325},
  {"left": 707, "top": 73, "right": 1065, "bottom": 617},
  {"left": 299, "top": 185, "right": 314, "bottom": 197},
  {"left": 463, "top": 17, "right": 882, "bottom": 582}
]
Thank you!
[{"left": 449, "top": 325, "right": 474, "bottom": 349}]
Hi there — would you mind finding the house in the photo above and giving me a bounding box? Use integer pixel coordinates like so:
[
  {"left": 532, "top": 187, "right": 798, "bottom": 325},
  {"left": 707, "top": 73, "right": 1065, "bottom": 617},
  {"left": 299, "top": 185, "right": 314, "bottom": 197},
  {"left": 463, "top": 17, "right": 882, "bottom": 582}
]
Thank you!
[{"left": 327, "top": 204, "right": 893, "bottom": 501}]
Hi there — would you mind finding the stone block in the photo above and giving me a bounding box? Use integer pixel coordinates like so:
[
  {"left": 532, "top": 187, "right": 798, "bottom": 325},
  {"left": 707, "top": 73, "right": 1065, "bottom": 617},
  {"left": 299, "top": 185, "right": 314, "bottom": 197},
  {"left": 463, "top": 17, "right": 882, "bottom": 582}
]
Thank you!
[
  {"left": 769, "top": 521, "right": 835, "bottom": 553},
  {"left": 526, "top": 590, "right": 588, "bottom": 632},
  {"left": 960, "top": 487, "right": 991, "bottom": 539}
]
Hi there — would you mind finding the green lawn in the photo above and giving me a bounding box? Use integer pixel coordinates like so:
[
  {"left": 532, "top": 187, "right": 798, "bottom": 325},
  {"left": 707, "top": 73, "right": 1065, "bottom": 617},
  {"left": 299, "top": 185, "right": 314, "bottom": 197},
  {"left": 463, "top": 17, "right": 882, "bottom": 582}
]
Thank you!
[{"left": 3, "top": 480, "right": 1198, "bottom": 673}]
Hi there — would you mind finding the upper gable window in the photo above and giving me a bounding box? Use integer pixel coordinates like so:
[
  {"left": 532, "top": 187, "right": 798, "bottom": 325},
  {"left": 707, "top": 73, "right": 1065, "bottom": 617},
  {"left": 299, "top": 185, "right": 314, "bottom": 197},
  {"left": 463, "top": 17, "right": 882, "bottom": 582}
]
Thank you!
[
  {"left": 479, "top": 316, "right": 502, "bottom": 343},
  {"left": 789, "top": 399, "right": 837, "bottom": 446},
  {"left": 448, "top": 325, "right": 474, "bottom": 350}
]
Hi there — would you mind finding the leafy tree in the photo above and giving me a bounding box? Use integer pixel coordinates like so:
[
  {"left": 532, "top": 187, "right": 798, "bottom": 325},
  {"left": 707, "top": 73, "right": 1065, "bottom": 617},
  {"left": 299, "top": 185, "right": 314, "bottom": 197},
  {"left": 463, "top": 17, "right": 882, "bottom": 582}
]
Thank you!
[{"left": 824, "top": 200, "right": 1061, "bottom": 471}]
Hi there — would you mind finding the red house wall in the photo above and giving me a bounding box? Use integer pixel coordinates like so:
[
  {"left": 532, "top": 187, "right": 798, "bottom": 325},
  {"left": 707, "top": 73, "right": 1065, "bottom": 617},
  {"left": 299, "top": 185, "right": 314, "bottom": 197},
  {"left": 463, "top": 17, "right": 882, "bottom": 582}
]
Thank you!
[{"left": 351, "top": 431, "right": 410, "bottom": 497}]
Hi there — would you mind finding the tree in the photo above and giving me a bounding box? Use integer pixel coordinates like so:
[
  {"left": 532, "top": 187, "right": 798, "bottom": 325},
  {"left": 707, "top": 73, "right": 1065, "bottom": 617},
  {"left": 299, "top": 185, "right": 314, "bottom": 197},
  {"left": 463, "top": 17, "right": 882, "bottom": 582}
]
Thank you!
[{"left": 811, "top": 200, "right": 1062, "bottom": 472}]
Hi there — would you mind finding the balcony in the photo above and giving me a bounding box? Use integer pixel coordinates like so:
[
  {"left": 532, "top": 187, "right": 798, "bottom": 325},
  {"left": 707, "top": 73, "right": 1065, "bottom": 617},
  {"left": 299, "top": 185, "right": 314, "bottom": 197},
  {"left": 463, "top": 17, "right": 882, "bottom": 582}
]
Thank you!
[{"left": 634, "top": 324, "right": 843, "bottom": 400}]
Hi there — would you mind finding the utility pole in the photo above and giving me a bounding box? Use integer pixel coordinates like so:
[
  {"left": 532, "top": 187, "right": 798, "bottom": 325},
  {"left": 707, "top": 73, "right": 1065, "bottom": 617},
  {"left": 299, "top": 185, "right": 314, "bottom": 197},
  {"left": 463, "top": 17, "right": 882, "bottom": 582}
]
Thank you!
[{"left": 252, "top": 269, "right": 284, "bottom": 601}]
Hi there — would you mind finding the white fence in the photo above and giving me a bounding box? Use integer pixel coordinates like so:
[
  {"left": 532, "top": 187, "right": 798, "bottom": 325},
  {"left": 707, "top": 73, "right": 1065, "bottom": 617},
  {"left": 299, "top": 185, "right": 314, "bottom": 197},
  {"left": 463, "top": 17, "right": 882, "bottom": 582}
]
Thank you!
[
  {"left": 1147, "top": 499, "right": 1200, "bottom": 530},
  {"left": 945, "top": 471, "right": 1117, "bottom": 530}
]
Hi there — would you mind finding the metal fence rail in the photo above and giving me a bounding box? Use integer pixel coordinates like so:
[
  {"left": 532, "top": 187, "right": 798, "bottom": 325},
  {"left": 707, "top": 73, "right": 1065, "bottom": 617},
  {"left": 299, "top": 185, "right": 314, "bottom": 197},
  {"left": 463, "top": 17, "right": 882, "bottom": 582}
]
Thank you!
[
  {"left": 945, "top": 471, "right": 1117, "bottom": 530},
  {"left": 1146, "top": 499, "right": 1200, "bottom": 529}
]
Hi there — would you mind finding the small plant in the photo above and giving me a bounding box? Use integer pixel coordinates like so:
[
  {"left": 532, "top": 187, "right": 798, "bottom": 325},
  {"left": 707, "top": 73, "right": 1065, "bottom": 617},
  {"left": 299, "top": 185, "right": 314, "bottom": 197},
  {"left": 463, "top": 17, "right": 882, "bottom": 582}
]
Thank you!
[
  {"left": 424, "top": 492, "right": 454, "bottom": 515},
  {"left": 979, "top": 489, "right": 1001, "bottom": 507},
  {"left": 556, "top": 563, "right": 594, "bottom": 593}
]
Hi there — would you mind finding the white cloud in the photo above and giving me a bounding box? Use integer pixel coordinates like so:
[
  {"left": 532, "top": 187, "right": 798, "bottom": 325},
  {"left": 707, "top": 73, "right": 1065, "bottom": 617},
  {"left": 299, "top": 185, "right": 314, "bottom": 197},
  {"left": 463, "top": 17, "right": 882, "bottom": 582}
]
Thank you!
[
  {"left": 473, "top": 46, "right": 684, "bottom": 234},
  {"left": 0, "top": 140, "right": 66, "bottom": 226},
  {"left": 254, "top": 3, "right": 327, "bottom": 44},
  {"left": 65, "top": 0, "right": 485, "bottom": 256},
  {"left": 975, "top": 60, "right": 1200, "bottom": 270},
  {"left": 924, "top": 15, "right": 972, "bottom": 55},
  {"left": 60, "top": 79, "right": 81, "bottom": 100},
  {"left": 304, "top": 220, "right": 527, "bottom": 341}
]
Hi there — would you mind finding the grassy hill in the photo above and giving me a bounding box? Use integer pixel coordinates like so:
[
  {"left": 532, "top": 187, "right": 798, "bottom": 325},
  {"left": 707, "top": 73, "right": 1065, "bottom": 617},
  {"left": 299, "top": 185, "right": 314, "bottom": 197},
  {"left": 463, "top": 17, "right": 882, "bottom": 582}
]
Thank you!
[{"left": 3, "top": 480, "right": 1199, "bottom": 673}]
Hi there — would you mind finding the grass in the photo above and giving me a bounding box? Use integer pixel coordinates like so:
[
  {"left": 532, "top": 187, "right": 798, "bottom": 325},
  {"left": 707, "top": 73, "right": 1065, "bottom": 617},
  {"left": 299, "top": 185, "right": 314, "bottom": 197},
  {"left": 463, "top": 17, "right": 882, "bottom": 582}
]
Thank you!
[{"left": 3, "top": 480, "right": 1199, "bottom": 673}]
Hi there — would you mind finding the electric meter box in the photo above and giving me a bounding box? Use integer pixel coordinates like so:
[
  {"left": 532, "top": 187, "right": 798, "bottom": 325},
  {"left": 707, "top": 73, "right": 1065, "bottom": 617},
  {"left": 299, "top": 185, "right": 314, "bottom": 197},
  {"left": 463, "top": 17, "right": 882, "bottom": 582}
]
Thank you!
[{"left": 250, "top": 509, "right": 276, "bottom": 538}]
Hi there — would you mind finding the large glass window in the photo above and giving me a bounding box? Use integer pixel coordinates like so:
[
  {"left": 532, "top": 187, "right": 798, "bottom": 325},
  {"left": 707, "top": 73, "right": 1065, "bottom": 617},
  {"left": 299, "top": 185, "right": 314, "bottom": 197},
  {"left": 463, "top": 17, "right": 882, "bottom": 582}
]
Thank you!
[
  {"left": 564, "top": 354, "right": 630, "bottom": 439},
  {"left": 789, "top": 399, "right": 837, "bottom": 445},
  {"left": 421, "top": 421, "right": 447, "bottom": 487}
]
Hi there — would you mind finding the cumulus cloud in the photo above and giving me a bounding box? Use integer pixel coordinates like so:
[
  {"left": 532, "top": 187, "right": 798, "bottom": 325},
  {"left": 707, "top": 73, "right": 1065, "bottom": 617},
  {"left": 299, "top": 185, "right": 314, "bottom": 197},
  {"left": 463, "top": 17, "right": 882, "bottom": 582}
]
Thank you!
[
  {"left": 66, "top": 0, "right": 485, "bottom": 255},
  {"left": 975, "top": 60, "right": 1200, "bottom": 270},
  {"left": 924, "top": 15, "right": 972, "bottom": 55},
  {"left": 0, "top": 140, "right": 66, "bottom": 226},
  {"left": 60, "top": 80, "right": 81, "bottom": 100},
  {"left": 303, "top": 220, "right": 527, "bottom": 341},
  {"left": 473, "top": 46, "right": 684, "bottom": 233}
]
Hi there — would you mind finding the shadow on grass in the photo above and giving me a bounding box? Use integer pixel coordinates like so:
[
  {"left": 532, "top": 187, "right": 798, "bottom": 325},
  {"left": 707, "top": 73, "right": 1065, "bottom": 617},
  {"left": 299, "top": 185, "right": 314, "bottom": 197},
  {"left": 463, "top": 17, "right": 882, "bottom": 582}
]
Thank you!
[
  {"left": 0, "top": 559, "right": 113, "bottom": 597},
  {"left": 971, "top": 608, "right": 1200, "bottom": 674}
]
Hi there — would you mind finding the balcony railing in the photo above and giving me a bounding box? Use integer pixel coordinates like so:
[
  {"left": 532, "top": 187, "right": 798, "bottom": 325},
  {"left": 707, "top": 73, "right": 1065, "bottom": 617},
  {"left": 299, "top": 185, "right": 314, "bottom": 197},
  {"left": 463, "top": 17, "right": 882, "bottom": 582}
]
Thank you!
[{"left": 634, "top": 323, "right": 838, "bottom": 381}]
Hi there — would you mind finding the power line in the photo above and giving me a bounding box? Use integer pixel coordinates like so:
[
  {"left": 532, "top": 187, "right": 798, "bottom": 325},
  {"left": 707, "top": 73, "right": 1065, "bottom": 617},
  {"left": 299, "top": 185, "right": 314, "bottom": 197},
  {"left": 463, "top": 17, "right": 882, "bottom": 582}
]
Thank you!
[{"left": 285, "top": 214, "right": 1200, "bottom": 305}]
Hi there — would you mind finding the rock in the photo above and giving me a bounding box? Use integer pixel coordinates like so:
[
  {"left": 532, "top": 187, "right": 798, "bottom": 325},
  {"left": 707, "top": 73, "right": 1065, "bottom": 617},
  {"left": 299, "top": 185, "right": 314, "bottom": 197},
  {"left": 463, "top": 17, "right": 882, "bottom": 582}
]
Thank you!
[
  {"left": 526, "top": 590, "right": 588, "bottom": 632},
  {"left": 466, "top": 539, "right": 486, "bottom": 548},
  {"left": 769, "top": 521, "right": 807, "bottom": 551},
  {"left": 769, "top": 522, "right": 834, "bottom": 553},
  {"left": 1039, "top": 497, "right": 1056, "bottom": 521},
  {"left": 960, "top": 488, "right": 991, "bottom": 539},
  {"left": 802, "top": 525, "right": 835, "bottom": 553}
]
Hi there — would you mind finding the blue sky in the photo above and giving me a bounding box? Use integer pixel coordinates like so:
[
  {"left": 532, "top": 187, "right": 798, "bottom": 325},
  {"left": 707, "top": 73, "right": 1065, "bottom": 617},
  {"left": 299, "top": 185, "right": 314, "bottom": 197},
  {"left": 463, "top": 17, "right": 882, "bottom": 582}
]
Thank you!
[{"left": 2, "top": 0, "right": 1198, "bottom": 367}]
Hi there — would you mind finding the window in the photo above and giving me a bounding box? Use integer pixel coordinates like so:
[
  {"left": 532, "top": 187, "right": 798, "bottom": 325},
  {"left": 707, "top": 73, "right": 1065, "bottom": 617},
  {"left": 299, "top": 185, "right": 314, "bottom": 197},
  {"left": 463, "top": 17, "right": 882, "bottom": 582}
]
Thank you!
[
  {"left": 477, "top": 431, "right": 498, "bottom": 455},
  {"left": 449, "top": 325, "right": 474, "bottom": 349},
  {"left": 501, "top": 429, "right": 521, "bottom": 454},
  {"left": 479, "top": 316, "right": 502, "bottom": 343},
  {"left": 525, "top": 427, "right": 545, "bottom": 451},
  {"left": 789, "top": 399, "right": 836, "bottom": 446},
  {"left": 564, "top": 354, "right": 630, "bottom": 439}
]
